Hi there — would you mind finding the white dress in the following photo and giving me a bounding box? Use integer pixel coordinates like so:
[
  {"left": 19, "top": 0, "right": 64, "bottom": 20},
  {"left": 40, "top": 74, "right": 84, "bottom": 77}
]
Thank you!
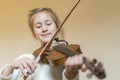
[{"left": 0, "top": 54, "right": 79, "bottom": 80}]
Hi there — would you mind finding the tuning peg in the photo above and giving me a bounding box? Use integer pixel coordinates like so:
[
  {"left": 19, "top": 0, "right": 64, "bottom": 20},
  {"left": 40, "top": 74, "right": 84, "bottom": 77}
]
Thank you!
[
  {"left": 95, "top": 62, "right": 106, "bottom": 79},
  {"left": 92, "top": 59, "right": 97, "bottom": 64},
  {"left": 81, "top": 64, "right": 87, "bottom": 72},
  {"left": 96, "top": 62, "right": 103, "bottom": 71},
  {"left": 98, "top": 62, "right": 103, "bottom": 68}
]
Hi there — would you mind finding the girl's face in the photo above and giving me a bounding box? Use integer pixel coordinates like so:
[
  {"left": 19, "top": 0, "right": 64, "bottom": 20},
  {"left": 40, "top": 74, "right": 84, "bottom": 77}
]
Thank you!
[{"left": 32, "top": 12, "right": 57, "bottom": 43}]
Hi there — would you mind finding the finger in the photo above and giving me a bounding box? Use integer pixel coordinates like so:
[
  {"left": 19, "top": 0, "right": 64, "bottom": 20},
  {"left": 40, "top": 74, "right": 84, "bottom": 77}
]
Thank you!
[
  {"left": 25, "top": 58, "right": 37, "bottom": 73},
  {"left": 74, "top": 54, "right": 83, "bottom": 69},
  {"left": 65, "top": 57, "right": 73, "bottom": 66},
  {"left": 68, "top": 55, "right": 81, "bottom": 70},
  {"left": 19, "top": 65, "right": 28, "bottom": 77},
  {"left": 22, "top": 61, "right": 32, "bottom": 75},
  {"left": 78, "top": 54, "right": 83, "bottom": 66},
  {"left": 74, "top": 55, "right": 79, "bottom": 64},
  {"left": 29, "top": 59, "right": 37, "bottom": 72}
]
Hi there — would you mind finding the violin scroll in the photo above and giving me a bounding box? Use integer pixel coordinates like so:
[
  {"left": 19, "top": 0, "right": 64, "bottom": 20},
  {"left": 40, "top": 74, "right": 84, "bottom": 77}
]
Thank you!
[{"left": 81, "top": 57, "right": 106, "bottom": 79}]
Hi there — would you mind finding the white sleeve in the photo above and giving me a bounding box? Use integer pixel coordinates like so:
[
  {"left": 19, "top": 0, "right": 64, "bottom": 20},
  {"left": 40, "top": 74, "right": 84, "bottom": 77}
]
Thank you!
[
  {"left": 62, "top": 69, "right": 79, "bottom": 80},
  {"left": 0, "top": 64, "right": 22, "bottom": 80},
  {"left": 0, "top": 64, "right": 13, "bottom": 80},
  {"left": 0, "top": 53, "right": 34, "bottom": 80}
]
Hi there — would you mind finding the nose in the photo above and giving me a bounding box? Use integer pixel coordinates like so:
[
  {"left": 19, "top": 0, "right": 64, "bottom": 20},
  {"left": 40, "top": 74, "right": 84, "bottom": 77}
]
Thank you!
[{"left": 41, "top": 26, "right": 48, "bottom": 33}]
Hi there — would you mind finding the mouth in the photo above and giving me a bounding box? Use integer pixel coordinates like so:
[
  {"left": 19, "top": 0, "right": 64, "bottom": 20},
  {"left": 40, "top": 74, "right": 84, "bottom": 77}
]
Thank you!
[{"left": 41, "top": 33, "right": 51, "bottom": 36}]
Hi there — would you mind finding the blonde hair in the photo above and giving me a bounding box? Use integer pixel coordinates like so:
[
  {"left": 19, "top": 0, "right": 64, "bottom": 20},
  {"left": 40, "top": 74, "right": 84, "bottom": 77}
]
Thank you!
[
  {"left": 28, "top": 7, "right": 65, "bottom": 45},
  {"left": 28, "top": 8, "right": 60, "bottom": 37}
]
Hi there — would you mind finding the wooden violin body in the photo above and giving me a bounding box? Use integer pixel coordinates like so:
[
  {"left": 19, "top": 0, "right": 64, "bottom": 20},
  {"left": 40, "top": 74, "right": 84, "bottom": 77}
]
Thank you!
[{"left": 33, "top": 44, "right": 81, "bottom": 65}]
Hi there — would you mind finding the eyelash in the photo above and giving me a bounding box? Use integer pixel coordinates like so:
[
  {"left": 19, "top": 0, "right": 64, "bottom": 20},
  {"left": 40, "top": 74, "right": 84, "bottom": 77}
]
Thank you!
[
  {"left": 36, "top": 25, "right": 42, "bottom": 28},
  {"left": 35, "top": 21, "right": 51, "bottom": 28},
  {"left": 46, "top": 23, "right": 51, "bottom": 25}
]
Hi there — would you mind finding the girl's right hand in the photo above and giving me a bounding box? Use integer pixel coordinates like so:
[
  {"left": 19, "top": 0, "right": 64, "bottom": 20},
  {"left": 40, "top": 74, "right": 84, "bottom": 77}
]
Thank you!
[{"left": 9, "top": 57, "right": 37, "bottom": 77}]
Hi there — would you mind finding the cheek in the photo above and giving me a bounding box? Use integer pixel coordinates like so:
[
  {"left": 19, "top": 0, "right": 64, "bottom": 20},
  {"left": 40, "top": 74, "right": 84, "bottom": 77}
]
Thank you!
[
  {"left": 50, "top": 25, "right": 57, "bottom": 32},
  {"left": 33, "top": 29, "right": 41, "bottom": 38}
]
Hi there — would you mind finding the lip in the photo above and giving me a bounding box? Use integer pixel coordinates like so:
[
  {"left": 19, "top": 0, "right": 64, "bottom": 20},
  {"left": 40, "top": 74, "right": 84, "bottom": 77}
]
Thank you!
[{"left": 41, "top": 33, "right": 51, "bottom": 36}]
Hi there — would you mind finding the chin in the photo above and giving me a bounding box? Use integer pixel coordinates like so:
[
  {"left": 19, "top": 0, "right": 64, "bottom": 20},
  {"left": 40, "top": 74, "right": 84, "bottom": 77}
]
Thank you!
[
  {"left": 41, "top": 37, "right": 52, "bottom": 43},
  {"left": 42, "top": 39, "right": 50, "bottom": 43}
]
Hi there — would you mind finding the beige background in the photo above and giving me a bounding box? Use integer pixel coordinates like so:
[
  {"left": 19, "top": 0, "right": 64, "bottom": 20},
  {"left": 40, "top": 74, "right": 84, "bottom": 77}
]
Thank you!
[{"left": 0, "top": 0, "right": 120, "bottom": 80}]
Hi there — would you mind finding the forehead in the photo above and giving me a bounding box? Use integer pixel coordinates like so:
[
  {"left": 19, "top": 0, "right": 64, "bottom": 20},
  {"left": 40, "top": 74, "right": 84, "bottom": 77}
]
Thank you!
[{"left": 32, "top": 12, "right": 53, "bottom": 22}]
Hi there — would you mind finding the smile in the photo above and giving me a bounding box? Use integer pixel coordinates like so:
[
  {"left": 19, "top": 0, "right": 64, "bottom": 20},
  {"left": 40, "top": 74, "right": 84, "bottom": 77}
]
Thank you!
[{"left": 41, "top": 33, "right": 51, "bottom": 36}]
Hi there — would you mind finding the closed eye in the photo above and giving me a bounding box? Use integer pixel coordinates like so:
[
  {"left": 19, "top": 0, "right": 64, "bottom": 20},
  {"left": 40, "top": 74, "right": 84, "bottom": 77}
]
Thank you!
[
  {"left": 35, "top": 22, "right": 42, "bottom": 28},
  {"left": 36, "top": 26, "right": 42, "bottom": 28},
  {"left": 46, "top": 20, "right": 52, "bottom": 26}
]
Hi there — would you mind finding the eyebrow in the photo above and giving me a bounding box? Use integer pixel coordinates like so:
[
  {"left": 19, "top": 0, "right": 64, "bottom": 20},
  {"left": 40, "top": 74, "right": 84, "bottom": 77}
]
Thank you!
[
  {"left": 36, "top": 22, "right": 42, "bottom": 24},
  {"left": 35, "top": 18, "right": 52, "bottom": 25}
]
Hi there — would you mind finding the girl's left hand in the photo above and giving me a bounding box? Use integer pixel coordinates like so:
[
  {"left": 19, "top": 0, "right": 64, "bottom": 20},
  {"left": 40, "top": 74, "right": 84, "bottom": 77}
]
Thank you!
[{"left": 64, "top": 54, "right": 83, "bottom": 79}]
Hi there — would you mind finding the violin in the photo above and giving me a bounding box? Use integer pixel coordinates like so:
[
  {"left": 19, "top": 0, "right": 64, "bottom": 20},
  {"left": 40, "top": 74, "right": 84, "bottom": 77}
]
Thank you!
[{"left": 33, "top": 38, "right": 106, "bottom": 79}]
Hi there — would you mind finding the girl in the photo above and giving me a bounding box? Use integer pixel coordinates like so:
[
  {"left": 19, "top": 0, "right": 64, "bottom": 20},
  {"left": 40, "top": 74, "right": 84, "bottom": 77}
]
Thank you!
[{"left": 0, "top": 8, "right": 83, "bottom": 80}]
